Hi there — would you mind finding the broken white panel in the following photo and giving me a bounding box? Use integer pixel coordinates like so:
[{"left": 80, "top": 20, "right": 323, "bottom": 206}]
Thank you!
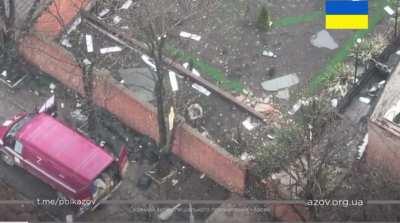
[
  {"left": 100, "top": 46, "right": 122, "bottom": 54},
  {"left": 242, "top": 117, "right": 259, "bottom": 131},
  {"left": 261, "top": 73, "right": 299, "bottom": 91},
  {"left": 98, "top": 9, "right": 110, "bottom": 18},
  {"left": 384, "top": 6, "right": 395, "bottom": 16},
  {"left": 168, "top": 71, "right": 179, "bottom": 92},
  {"left": 67, "top": 17, "right": 82, "bottom": 34},
  {"left": 179, "top": 31, "right": 201, "bottom": 41},
  {"left": 1, "top": 70, "right": 7, "bottom": 77},
  {"left": 38, "top": 95, "right": 55, "bottom": 113},
  {"left": 357, "top": 134, "right": 368, "bottom": 160},
  {"left": 113, "top": 16, "right": 122, "bottom": 24},
  {"left": 120, "top": 0, "right": 133, "bottom": 9},
  {"left": 359, "top": 97, "right": 371, "bottom": 104},
  {"left": 384, "top": 99, "right": 400, "bottom": 121},
  {"left": 192, "top": 83, "right": 211, "bottom": 96},
  {"left": 310, "top": 30, "right": 339, "bottom": 50},
  {"left": 85, "top": 34, "right": 94, "bottom": 53},
  {"left": 183, "top": 62, "right": 201, "bottom": 77},
  {"left": 141, "top": 54, "right": 156, "bottom": 71}
]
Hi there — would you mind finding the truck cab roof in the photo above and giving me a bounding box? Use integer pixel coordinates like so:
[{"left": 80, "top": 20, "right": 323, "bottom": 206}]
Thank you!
[{"left": 16, "top": 113, "right": 114, "bottom": 188}]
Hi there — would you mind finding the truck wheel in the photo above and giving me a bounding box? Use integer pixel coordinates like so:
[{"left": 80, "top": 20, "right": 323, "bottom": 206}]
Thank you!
[{"left": 1, "top": 153, "right": 14, "bottom": 166}]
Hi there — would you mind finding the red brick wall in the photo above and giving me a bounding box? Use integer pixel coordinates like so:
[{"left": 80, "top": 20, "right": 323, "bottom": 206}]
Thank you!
[
  {"left": 367, "top": 120, "right": 400, "bottom": 176},
  {"left": 19, "top": 35, "right": 247, "bottom": 193},
  {"left": 34, "top": 0, "right": 92, "bottom": 39}
]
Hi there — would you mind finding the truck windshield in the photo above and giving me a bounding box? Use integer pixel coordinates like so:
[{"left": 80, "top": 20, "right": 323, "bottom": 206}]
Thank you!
[{"left": 6, "top": 114, "right": 34, "bottom": 138}]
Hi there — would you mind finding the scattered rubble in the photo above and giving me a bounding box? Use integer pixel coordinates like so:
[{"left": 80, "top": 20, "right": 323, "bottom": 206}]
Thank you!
[
  {"left": 187, "top": 103, "right": 204, "bottom": 120},
  {"left": 242, "top": 117, "right": 259, "bottom": 131},
  {"left": 276, "top": 88, "right": 290, "bottom": 100}
]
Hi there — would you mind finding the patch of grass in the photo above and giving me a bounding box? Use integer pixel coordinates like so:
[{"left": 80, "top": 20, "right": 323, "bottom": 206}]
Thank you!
[
  {"left": 273, "top": 10, "right": 323, "bottom": 28},
  {"left": 167, "top": 46, "right": 244, "bottom": 92},
  {"left": 308, "top": 0, "right": 388, "bottom": 94}
]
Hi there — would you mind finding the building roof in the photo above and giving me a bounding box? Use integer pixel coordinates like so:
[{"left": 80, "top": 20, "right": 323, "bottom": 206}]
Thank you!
[
  {"left": 371, "top": 62, "right": 400, "bottom": 122},
  {"left": 17, "top": 113, "right": 113, "bottom": 189}
]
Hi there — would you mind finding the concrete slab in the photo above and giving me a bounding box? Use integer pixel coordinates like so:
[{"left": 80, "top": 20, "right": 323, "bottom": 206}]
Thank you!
[
  {"left": 119, "top": 67, "right": 155, "bottom": 102},
  {"left": 310, "top": 30, "right": 339, "bottom": 50},
  {"left": 261, "top": 73, "right": 299, "bottom": 92}
]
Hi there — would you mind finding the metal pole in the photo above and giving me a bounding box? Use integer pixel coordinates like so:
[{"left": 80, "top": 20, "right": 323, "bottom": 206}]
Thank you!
[{"left": 354, "top": 48, "right": 359, "bottom": 85}]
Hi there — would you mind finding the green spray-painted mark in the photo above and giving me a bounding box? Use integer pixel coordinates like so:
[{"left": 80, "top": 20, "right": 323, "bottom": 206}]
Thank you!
[
  {"left": 308, "top": 0, "right": 388, "bottom": 94},
  {"left": 273, "top": 11, "right": 323, "bottom": 28},
  {"left": 167, "top": 46, "right": 243, "bottom": 92}
]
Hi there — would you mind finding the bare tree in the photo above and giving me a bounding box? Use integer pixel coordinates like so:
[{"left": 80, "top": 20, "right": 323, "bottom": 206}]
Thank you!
[
  {"left": 131, "top": 0, "right": 215, "bottom": 155},
  {"left": 254, "top": 97, "right": 360, "bottom": 221}
]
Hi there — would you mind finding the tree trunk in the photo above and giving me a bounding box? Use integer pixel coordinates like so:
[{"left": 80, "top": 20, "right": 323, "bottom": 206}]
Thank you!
[{"left": 82, "top": 63, "right": 96, "bottom": 134}]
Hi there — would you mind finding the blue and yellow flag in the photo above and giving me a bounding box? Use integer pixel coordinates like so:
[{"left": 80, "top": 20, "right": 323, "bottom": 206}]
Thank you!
[{"left": 325, "top": 0, "right": 369, "bottom": 29}]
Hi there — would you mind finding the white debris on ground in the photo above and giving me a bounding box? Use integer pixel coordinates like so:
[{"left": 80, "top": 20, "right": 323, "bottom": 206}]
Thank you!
[
  {"left": 100, "top": 46, "right": 122, "bottom": 54},
  {"left": 262, "top": 50, "right": 278, "bottom": 58},
  {"left": 359, "top": 97, "right": 371, "bottom": 104},
  {"left": 120, "top": 0, "right": 133, "bottom": 10},
  {"left": 61, "top": 38, "right": 72, "bottom": 48},
  {"left": 179, "top": 31, "right": 202, "bottom": 41},
  {"left": 240, "top": 152, "right": 255, "bottom": 161},
  {"left": 242, "top": 117, "right": 259, "bottom": 131},
  {"left": 310, "top": 29, "right": 339, "bottom": 50},
  {"left": 98, "top": 9, "right": 110, "bottom": 18},
  {"left": 141, "top": 54, "right": 156, "bottom": 71},
  {"left": 276, "top": 88, "right": 290, "bottom": 100},
  {"left": 113, "top": 16, "right": 122, "bottom": 24},
  {"left": 267, "top": 134, "right": 275, "bottom": 140},
  {"left": 187, "top": 103, "right": 203, "bottom": 120},
  {"left": 83, "top": 58, "right": 92, "bottom": 65},
  {"left": 158, "top": 204, "right": 182, "bottom": 221},
  {"left": 384, "top": 6, "right": 395, "bottom": 16},
  {"left": 331, "top": 98, "right": 338, "bottom": 108},
  {"left": 357, "top": 134, "right": 368, "bottom": 160},
  {"left": 200, "top": 173, "right": 206, "bottom": 179},
  {"left": 168, "top": 71, "right": 179, "bottom": 92},
  {"left": 49, "top": 83, "right": 56, "bottom": 94},
  {"left": 1, "top": 70, "right": 7, "bottom": 77},
  {"left": 192, "top": 83, "right": 211, "bottom": 96},
  {"left": 85, "top": 34, "right": 94, "bottom": 53},
  {"left": 71, "top": 109, "right": 88, "bottom": 122},
  {"left": 261, "top": 73, "right": 299, "bottom": 91}
]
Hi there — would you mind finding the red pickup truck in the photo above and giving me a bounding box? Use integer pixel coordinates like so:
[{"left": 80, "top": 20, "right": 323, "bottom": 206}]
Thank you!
[{"left": 0, "top": 98, "right": 128, "bottom": 215}]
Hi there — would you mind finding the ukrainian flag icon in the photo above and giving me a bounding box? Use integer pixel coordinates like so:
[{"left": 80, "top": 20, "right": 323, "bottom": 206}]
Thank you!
[{"left": 325, "top": 0, "right": 369, "bottom": 30}]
